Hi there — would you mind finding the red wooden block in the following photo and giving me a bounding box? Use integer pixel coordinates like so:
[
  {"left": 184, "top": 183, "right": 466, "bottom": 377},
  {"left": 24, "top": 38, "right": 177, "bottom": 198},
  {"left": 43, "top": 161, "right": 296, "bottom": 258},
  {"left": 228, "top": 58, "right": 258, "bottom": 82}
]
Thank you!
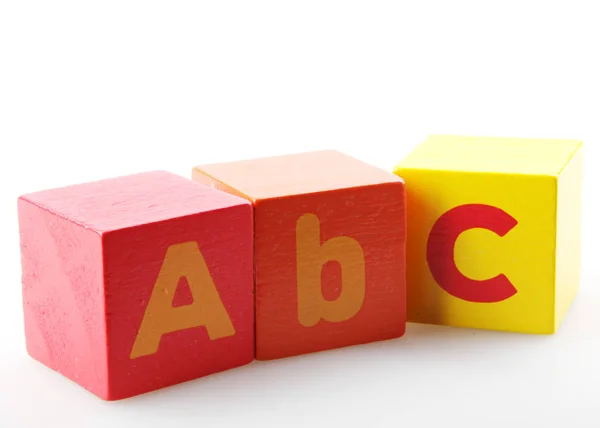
[
  {"left": 18, "top": 171, "right": 254, "bottom": 400},
  {"left": 193, "top": 150, "right": 407, "bottom": 360}
]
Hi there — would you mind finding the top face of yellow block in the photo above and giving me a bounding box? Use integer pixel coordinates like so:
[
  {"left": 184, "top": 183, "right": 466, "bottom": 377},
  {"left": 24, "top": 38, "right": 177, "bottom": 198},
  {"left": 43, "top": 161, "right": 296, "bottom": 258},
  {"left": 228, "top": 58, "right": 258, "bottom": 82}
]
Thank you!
[{"left": 395, "top": 135, "right": 582, "bottom": 176}]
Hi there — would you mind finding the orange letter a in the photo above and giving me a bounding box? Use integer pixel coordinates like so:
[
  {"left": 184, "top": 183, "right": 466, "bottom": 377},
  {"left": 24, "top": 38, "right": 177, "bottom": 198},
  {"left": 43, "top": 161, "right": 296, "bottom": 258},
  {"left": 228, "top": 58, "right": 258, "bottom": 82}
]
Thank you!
[
  {"left": 296, "top": 213, "right": 366, "bottom": 327},
  {"left": 130, "top": 241, "right": 235, "bottom": 359}
]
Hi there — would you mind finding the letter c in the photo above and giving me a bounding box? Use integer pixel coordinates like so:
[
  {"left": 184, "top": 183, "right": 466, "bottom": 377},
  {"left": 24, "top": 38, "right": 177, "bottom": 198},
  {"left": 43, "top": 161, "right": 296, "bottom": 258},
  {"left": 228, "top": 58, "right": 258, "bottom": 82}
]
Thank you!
[{"left": 427, "top": 204, "right": 518, "bottom": 303}]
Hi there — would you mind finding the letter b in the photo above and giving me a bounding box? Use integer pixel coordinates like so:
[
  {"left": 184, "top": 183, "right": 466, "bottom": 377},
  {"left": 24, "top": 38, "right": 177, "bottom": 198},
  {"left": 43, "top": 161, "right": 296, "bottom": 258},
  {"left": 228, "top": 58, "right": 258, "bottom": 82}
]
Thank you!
[{"left": 296, "top": 213, "right": 366, "bottom": 327}]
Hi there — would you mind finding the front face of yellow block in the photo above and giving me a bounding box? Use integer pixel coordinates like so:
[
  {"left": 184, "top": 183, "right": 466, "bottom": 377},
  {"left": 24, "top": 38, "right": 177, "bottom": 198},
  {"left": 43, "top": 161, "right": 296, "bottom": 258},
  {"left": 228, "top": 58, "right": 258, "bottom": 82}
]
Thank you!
[{"left": 396, "top": 168, "right": 558, "bottom": 333}]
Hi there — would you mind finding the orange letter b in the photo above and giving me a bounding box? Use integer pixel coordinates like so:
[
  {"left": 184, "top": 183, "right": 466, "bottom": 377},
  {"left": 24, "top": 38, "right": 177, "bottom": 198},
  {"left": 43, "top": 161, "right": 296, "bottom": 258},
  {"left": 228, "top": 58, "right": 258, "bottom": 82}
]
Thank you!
[{"left": 296, "top": 213, "right": 366, "bottom": 327}]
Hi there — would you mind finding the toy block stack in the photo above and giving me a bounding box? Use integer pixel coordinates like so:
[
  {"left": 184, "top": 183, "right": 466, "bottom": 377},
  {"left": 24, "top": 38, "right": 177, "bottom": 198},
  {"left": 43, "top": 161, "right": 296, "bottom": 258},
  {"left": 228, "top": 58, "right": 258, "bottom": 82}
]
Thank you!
[{"left": 17, "top": 136, "right": 583, "bottom": 400}]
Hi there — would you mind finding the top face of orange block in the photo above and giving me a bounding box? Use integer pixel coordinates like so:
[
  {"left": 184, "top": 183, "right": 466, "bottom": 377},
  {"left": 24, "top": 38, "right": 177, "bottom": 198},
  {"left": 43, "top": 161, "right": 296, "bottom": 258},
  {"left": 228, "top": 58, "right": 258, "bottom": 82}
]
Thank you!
[
  {"left": 19, "top": 171, "right": 249, "bottom": 233},
  {"left": 193, "top": 150, "right": 403, "bottom": 201}
]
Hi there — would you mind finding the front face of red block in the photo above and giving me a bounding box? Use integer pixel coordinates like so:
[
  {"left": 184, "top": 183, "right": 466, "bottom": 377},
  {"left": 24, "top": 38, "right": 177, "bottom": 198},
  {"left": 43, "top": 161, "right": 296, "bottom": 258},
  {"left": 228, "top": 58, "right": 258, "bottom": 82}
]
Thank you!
[
  {"left": 103, "top": 204, "right": 254, "bottom": 400},
  {"left": 255, "top": 183, "right": 406, "bottom": 360}
]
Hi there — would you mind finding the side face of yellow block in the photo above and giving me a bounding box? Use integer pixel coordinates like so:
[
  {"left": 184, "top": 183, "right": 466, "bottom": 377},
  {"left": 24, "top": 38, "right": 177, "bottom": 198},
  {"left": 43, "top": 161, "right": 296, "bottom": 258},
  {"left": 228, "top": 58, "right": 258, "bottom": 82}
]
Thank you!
[
  {"left": 555, "top": 148, "right": 583, "bottom": 330},
  {"left": 394, "top": 136, "right": 582, "bottom": 334}
]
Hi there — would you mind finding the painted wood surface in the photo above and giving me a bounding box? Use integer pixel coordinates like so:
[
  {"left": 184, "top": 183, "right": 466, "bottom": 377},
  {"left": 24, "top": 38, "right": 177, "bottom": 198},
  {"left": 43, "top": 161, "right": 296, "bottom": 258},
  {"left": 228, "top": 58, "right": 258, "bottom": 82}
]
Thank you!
[
  {"left": 393, "top": 135, "right": 583, "bottom": 334},
  {"left": 193, "top": 150, "right": 407, "bottom": 360},
  {"left": 18, "top": 171, "right": 254, "bottom": 400},
  {"left": 17, "top": 140, "right": 584, "bottom": 401}
]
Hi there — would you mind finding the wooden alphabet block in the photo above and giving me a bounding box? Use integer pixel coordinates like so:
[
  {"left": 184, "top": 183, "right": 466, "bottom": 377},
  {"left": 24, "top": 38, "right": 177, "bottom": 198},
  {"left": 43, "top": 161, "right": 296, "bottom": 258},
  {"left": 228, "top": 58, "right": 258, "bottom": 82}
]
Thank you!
[
  {"left": 18, "top": 171, "right": 254, "bottom": 400},
  {"left": 393, "top": 135, "right": 583, "bottom": 333},
  {"left": 193, "top": 150, "right": 406, "bottom": 360}
]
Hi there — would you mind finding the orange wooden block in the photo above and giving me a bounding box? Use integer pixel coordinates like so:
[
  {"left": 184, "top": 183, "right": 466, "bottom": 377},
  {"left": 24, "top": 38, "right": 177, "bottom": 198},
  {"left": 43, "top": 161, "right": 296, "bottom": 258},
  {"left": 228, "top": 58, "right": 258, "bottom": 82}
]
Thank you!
[{"left": 193, "top": 150, "right": 406, "bottom": 360}]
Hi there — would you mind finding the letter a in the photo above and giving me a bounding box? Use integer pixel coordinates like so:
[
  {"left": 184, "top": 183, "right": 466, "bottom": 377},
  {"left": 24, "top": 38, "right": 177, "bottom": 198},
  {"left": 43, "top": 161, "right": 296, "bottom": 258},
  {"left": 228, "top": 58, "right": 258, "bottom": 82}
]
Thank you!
[
  {"left": 130, "top": 241, "right": 235, "bottom": 359},
  {"left": 296, "top": 213, "right": 366, "bottom": 327}
]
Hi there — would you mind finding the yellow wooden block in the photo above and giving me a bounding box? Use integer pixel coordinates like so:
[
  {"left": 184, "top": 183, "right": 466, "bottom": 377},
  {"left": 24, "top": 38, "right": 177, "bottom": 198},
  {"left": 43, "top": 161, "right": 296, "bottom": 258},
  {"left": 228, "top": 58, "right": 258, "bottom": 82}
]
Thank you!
[{"left": 394, "top": 135, "right": 582, "bottom": 334}]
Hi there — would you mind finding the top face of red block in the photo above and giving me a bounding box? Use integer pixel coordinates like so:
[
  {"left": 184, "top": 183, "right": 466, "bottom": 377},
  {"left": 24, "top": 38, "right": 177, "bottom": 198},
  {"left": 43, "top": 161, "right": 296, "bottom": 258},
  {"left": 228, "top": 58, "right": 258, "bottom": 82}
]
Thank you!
[
  {"left": 194, "top": 150, "right": 404, "bottom": 200},
  {"left": 19, "top": 171, "right": 248, "bottom": 233}
]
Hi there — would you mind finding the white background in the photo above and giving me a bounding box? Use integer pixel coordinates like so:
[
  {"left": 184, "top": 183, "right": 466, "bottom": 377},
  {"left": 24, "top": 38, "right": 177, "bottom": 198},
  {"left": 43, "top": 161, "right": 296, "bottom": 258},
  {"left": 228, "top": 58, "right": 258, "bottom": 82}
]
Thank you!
[{"left": 1, "top": 1, "right": 599, "bottom": 427}]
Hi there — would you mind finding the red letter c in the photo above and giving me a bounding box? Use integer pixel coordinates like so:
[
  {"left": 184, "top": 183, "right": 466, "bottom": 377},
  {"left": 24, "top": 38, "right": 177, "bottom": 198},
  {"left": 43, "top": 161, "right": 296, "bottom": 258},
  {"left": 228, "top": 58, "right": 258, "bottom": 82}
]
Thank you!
[{"left": 427, "top": 204, "right": 518, "bottom": 303}]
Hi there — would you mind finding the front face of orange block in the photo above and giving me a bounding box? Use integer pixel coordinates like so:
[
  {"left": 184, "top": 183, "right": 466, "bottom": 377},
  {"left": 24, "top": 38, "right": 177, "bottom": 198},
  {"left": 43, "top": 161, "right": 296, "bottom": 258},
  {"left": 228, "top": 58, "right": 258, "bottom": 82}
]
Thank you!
[{"left": 255, "top": 183, "right": 406, "bottom": 359}]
